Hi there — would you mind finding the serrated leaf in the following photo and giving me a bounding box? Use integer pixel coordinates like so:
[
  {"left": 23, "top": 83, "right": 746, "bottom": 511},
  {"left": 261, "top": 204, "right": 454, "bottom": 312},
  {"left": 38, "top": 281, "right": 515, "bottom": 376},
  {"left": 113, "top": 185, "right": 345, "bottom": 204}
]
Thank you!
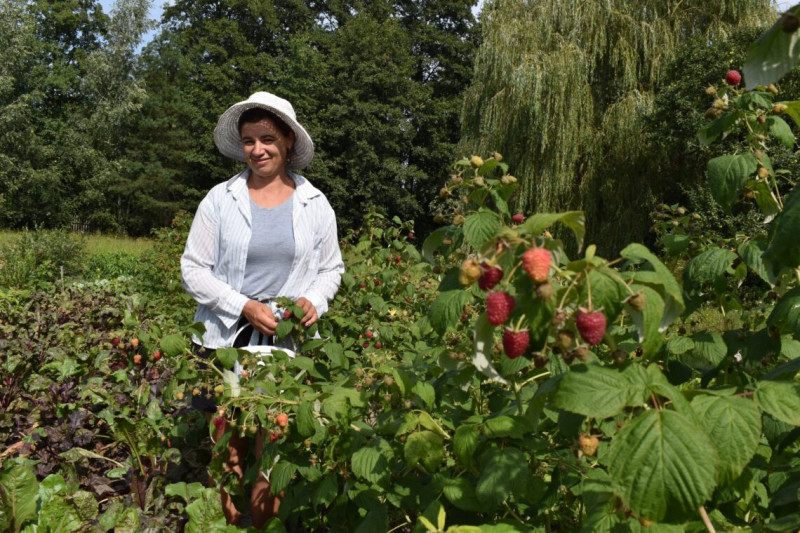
[
  {"left": 404, "top": 431, "right": 444, "bottom": 473},
  {"left": 475, "top": 447, "right": 528, "bottom": 509},
  {"left": 621, "top": 244, "right": 684, "bottom": 330},
  {"left": 463, "top": 209, "right": 503, "bottom": 249},
  {"left": 453, "top": 424, "right": 480, "bottom": 468},
  {"left": 482, "top": 415, "right": 534, "bottom": 439},
  {"left": 691, "top": 395, "right": 761, "bottom": 486},
  {"left": 159, "top": 333, "right": 186, "bottom": 357},
  {"left": 683, "top": 247, "right": 738, "bottom": 291},
  {"left": 628, "top": 285, "right": 665, "bottom": 355},
  {"left": 276, "top": 318, "right": 294, "bottom": 339},
  {"left": 765, "top": 184, "right": 800, "bottom": 269},
  {"left": 665, "top": 336, "right": 694, "bottom": 355},
  {"left": 520, "top": 211, "right": 585, "bottom": 250},
  {"left": 706, "top": 153, "right": 759, "bottom": 213},
  {"left": 184, "top": 487, "right": 227, "bottom": 533},
  {"left": 270, "top": 461, "right": 297, "bottom": 494},
  {"left": 214, "top": 347, "right": 238, "bottom": 370},
  {"left": 413, "top": 381, "right": 436, "bottom": 410},
  {"left": 697, "top": 111, "right": 737, "bottom": 146},
  {"left": 744, "top": 7, "right": 800, "bottom": 90},
  {"left": 295, "top": 400, "right": 318, "bottom": 438},
  {"left": 767, "top": 115, "right": 795, "bottom": 149},
  {"left": 605, "top": 409, "right": 718, "bottom": 522},
  {"left": 680, "top": 331, "right": 727, "bottom": 368},
  {"left": 352, "top": 443, "right": 390, "bottom": 485},
  {"left": 767, "top": 286, "right": 800, "bottom": 337},
  {"left": 755, "top": 380, "right": 800, "bottom": 426},
  {"left": 430, "top": 289, "right": 472, "bottom": 335},
  {"left": 440, "top": 476, "right": 484, "bottom": 512},
  {"left": 739, "top": 236, "right": 777, "bottom": 285},
  {"left": 551, "top": 365, "right": 640, "bottom": 419},
  {"left": 580, "top": 267, "right": 627, "bottom": 322}
]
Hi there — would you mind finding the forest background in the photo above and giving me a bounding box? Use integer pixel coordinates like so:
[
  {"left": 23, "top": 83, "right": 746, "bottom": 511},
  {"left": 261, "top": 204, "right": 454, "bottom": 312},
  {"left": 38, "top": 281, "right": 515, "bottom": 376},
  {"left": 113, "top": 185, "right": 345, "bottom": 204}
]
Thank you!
[{"left": 0, "top": 0, "right": 796, "bottom": 252}]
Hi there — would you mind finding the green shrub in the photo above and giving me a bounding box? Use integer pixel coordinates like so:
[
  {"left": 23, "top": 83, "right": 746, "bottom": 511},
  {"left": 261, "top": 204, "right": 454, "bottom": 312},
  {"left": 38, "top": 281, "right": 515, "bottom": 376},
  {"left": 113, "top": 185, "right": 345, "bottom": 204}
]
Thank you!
[
  {"left": 135, "top": 210, "right": 192, "bottom": 296},
  {"left": 0, "top": 228, "right": 85, "bottom": 289},
  {"left": 82, "top": 250, "right": 140, "bottom": 281}
]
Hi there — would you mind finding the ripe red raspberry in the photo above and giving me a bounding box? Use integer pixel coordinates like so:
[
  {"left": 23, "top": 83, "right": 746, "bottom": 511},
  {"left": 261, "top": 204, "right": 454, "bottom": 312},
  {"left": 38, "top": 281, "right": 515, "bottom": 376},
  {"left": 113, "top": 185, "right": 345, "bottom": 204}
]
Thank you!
[
  {"left": 575, "top": 308, "right": 607, "bottom": 346},
  {"left": 725, "top": 69, "right": 742, "bottom": 86},
  {"left": 212, "top": 417, "right": 226, "bottom": 432},
  {"left": 283, "top": 309, "right": 293, "bottom": 319},
  {"left": 521, "top": 247, "right": 552, "bottom": 283},
  {"left": 486, "top": 292, "right": 515, "bottom": 326},
  {"left": 478, "top": 262, "right": 503, "bottom": 291},
  {"left": 511, "top": 213, "right": 525, "bottom": 224},
  {"left": 502, "top": 328, "right": 530, "bottom": 358}
]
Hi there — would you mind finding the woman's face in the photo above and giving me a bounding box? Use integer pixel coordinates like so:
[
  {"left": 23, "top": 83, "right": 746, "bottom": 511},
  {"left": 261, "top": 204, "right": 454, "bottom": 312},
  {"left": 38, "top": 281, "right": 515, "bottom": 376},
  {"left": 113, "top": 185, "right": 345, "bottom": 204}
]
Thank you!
[{"left": 240, "top": 117, "right": 295, "bottom": 181}]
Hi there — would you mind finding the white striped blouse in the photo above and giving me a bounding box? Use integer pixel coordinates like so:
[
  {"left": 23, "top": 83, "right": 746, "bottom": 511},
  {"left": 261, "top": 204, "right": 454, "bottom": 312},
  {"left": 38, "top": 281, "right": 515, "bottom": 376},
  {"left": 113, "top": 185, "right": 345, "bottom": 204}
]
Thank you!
[{"left": 180, "top": 169, "right": 345, "bottom": 348}]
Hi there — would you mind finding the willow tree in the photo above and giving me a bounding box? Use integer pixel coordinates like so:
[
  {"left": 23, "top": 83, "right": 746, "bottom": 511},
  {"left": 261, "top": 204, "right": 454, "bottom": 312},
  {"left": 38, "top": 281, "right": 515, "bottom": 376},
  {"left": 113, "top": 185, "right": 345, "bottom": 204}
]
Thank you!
[{"left": 460, "top": 0, "right": 775, "bottom": 252}]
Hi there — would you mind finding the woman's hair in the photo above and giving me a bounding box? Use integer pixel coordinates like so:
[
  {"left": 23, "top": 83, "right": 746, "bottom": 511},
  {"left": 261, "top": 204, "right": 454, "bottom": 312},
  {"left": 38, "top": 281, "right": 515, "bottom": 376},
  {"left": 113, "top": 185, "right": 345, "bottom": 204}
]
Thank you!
[{"left": 237, "top": 107, "right": 294, "bottom": 139}]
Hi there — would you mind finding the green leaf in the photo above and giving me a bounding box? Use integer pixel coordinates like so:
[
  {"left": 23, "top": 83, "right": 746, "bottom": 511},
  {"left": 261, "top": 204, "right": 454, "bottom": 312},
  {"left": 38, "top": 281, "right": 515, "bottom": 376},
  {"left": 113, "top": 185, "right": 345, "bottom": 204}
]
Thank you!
[
  {"left": 404, "top": 431, "right": 444, "bottom": 473},
  {"left": 579, "top": 267, "right": 627, "bottom": 322},
  {"left": 767, "top": 286, "right": 800, "bottom": 337},
  {"left": 440, "top": 476, "right": 484, "bottom": 512},
  {"left": 276, "top": 318, "right": 294, "bottom": 339},
  {"left": 679, "top": 331, "right": 727, "bottom": 368},
  {"left": 482, "top": 415, "right": 534, "bottom": 439},
  {"left": 765, "top": 184, "right": 800, "bottom": 269},
  {"left": 214, "top": 347, "right": 238, "bottom": 370},
  {"left": 160, "top": 333, "right": 186, "bottom": 357},
  {"left": 412, "top": 382, "right": 436, "bottom": 410},
  {"left": 520, "top": 211, "right": 585, "bottom": 250},
  {"left": 311, "top": 475, "right": 338, "bottom": 509},
  {"left": 628, "top": 285, "right": 665, "bottom": 356},
  {"left": 463, "top": 209, "right": 503, "bottom": 250},
  {"left": 697, "top": 111, "right": 737, "bottom": 146},
  {"left": 683, "top": 247, "right": 738, "bottom": 291},
  {"left": 739, "top": 236, "right": 777, "bottom": 285},
  {"left": 750, "top": 178, "right": 781, "bottom": 218},
  {"left": 744, "top": 7, "right": 800, "bottom": 90},
  {"left": 621, "top": 244, "right": 684, "bottom": 330},
  {"left": 665, "top": 336, "right": 694, "bottom": 356},
  {"left": 767, "top": 115, "right": 795, "bottom": 149},
  {"left": 706, "top": 153, "right": 759, "bottom": 213},
  {"left": 430, "top": 289, "right": 472, "bottom": 335},
  {"left": 165, "top": 482, "right": 206, "bottom": 504},
  {"left": 352, "top": 442, "right": 391, "bottom": 485},
  {"left": 295, "top": 400, "right": 318, "bottom": 438},
  {"left": 184, "top": 487, "right": 227, "bottom": 533},
  {"left": 270, "top": 461, "right": 297, "bottom": 494},
  {"left": 551, "top": 364, "right": 642, "bottom": 419},
  {"left": 691, "top": 394, "right": 762, "bottom": 486},
  {"left": 755, "top": 380, "right": 800, "bottom": 426},
  {"left": 605, "top": 409, "right": 718, "bottom": 522},
  {"left": 453, "top": 424, "right": 480, "bottom": 468},
  {"left": 783, "top": 100, "right": 800, "bottom": 129},
  {"left": 0, "top": 464, "right": 39, "bottom": 532},
  {"left": 475, "top": 447, "right": 528, "bottom": 509},
  {"left": 661, "top": 234, "right": 690, "bottom": 256}
]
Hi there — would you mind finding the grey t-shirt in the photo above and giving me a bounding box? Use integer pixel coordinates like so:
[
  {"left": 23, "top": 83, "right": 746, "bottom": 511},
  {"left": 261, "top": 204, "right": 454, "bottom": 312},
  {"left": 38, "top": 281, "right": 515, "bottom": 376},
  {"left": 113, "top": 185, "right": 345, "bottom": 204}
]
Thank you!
[{"left": 240, "top": 194, "right": 295, "bottom": 301}]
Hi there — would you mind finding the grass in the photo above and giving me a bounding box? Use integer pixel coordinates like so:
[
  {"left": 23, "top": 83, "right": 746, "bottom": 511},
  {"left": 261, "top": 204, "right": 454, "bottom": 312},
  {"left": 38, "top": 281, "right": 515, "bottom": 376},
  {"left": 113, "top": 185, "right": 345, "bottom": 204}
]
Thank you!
[{"left": 0, "top": 229, "right": 154, "bottom": 257}]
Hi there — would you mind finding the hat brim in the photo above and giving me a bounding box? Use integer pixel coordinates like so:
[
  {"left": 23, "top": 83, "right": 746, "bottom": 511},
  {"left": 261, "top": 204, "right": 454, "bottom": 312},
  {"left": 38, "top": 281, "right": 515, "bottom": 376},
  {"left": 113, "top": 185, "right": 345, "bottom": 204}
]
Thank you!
[{"left": 213, "top": 99, "right": 314, "bottom": 170}]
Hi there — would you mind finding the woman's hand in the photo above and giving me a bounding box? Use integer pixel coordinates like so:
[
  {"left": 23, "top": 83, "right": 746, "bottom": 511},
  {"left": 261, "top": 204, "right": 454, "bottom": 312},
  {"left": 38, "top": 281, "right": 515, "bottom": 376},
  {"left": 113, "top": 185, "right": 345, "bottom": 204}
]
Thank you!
[
  {"left": 294, "top": 297, "right": 318, "bottom": 327},
  {"left": 242, "top": 300, "right": 279, "bottom": 336}
]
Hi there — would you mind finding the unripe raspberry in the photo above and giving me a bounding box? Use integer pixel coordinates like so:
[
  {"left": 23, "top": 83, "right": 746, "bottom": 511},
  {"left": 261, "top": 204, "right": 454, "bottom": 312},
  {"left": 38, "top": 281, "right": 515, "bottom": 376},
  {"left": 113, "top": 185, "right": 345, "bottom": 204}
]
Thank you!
[
  {"left": 459, "top": 259, "right": 482, "bottom": 286},
  {"left": 469, "top": 155, "right": 484, "bottom": 168},
  {"left": 772, "top": 103, "right": 788, "bottom": 114},
  {"left": 757, "top": 167, "right": 770, "bottom": 179},
  {"left": 492, "top": 152, "right": 503, "bottom": 162},
  {"left": 705, "top": 85, "right": 717, "bottom": 96},
  {"left": 578, "top": 434, "right": 599, "bottom": 457},
  {"left": 626, "top": 292, "right": 646, "bottom": 312},
  {"left": 522, "top": 247, "right": 552, "bottom": 284}
]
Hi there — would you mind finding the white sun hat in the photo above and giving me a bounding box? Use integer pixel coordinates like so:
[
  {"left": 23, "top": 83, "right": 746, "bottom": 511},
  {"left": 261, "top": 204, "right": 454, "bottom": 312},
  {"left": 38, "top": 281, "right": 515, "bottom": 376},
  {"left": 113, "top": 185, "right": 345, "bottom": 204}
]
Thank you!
[{"left": 213, "top": 91, "right": 314, "bottom": 170}]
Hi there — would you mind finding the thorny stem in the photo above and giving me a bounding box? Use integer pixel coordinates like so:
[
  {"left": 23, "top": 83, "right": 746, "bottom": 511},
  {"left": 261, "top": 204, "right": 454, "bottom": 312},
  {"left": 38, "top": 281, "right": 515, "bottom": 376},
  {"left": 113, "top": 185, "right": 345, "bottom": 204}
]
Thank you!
[
  {"left": 699, "top": 506, "right": 716, "bottom": 533},
  {"left": 502, "top": 501, "right": 526, "bottom": 524},
  {"left": 650, "top": 393, "right": 661, "bottom": 410}
]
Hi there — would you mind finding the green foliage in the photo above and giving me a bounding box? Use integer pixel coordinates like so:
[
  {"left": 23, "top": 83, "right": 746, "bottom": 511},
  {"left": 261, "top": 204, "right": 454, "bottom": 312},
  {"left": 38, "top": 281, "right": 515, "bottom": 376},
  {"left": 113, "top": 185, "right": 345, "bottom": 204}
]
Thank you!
[
  {"left": 83, "top": 250, "right": 141, "bottom": 281},
  {"left": 0, "top": 228, "right": 85, "bottom": 289}
]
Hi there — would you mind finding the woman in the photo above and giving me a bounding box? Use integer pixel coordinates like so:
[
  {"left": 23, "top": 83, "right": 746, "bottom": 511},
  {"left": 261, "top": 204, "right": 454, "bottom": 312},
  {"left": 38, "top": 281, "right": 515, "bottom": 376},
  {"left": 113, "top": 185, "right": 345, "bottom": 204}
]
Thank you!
[{"left": 181, "top": 91, "right": 344, "bottom": 526}]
